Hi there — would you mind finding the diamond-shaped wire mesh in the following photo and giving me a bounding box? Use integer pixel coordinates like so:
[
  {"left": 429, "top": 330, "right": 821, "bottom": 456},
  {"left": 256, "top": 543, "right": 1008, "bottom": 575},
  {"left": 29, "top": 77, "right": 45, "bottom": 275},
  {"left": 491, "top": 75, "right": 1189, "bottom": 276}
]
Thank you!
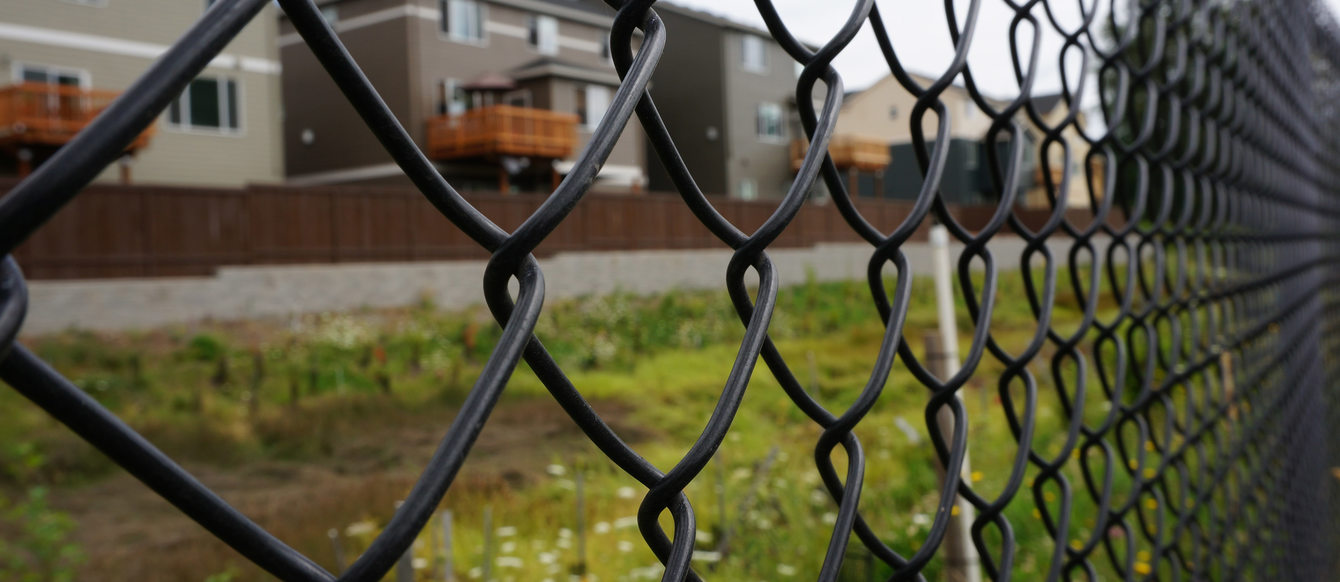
[{"left": 1, "top": 0, "right": 1339, "bottom": 580}]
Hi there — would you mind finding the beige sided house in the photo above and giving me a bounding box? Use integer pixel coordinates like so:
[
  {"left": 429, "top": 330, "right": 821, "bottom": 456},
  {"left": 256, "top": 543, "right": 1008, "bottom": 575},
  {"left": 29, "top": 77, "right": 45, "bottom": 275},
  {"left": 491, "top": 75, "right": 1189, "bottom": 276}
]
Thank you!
[
  {"left": 0, "top": 0, "right": 284, "bottom": 186},
  {"left": 279, "top": 0, "right": 645, "bottom": 192},
  {"left": 833, "top": 73, "right": 1095, "bottom": 209}
]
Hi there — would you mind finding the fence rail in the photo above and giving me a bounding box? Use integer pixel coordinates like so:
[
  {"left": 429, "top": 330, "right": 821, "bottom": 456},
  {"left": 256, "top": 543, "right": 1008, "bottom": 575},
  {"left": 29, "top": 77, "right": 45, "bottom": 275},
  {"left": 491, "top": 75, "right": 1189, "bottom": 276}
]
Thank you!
[{"left": 1, "top": 0, "right": 1339, "bottom": 581}]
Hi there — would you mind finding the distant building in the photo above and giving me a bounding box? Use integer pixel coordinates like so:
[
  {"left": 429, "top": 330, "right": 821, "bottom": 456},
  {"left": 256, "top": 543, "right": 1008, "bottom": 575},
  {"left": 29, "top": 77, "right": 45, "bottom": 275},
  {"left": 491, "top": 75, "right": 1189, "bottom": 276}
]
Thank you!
[
  {"left": 0, "top": 0, "right": 285, "bottom": 186},
  {"left": 642, "top": 4, "right": 804, "bottom": 200},
  {"left": 832, "top": 73, "right": 1095, "bottom": 209},
  {"left": 279, "top": 0, "right": 646, "bottom": 192}
]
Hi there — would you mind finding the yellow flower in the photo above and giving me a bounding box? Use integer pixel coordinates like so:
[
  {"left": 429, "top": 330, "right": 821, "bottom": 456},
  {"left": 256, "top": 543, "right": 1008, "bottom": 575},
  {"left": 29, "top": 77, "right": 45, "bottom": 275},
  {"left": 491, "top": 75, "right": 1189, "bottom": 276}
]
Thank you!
[
  {"left": 1143, "top": 468, "right": 1157, "bottom": 479},
  {"left": 951, "top": 505, "right": 960, "bottom": 517},
  {"left": 1032, "top": 508, "right": 1042, "bottom": 520},
  {"left": 1144, "top": 498, "right": 1158, "bottom": 510},
  {"left": 1070, "top": 540, "right": 1083, "bottom": 551},
  {"left": 1136, "top": 550, "right": 1151, "bottom": 562},
  {"left": 971, "top": 471, "right": 984, "bottom": 483},
  {"left": 1134, "top": 561, "right": 1152, "bottom": 575}
]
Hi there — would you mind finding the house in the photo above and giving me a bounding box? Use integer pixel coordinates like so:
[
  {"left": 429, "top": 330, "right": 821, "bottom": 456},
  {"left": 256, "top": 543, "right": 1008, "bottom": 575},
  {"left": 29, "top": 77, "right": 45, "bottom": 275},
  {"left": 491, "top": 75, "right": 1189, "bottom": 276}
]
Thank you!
[
  {"left": 0, "top": 0, "right": 285, "bottom": 186},
  {"left": 278, "top": 0, "right": 646, "bottom": 192},
  {"left": 831, "top": 73, "right": 1095, "bottom": 209},
  {"left": 642, "top": 4, "right": 811, "bottom": 200}
]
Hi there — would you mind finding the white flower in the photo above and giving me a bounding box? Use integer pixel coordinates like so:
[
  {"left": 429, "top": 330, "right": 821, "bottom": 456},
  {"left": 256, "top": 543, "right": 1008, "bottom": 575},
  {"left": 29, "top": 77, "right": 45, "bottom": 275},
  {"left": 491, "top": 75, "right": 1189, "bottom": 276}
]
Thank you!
[
  {"left": 412, "top": 558, "right": 428, "bottom": 570},
  {"left": 558, "top": 528, "right": 573, "bottom": 539},
  {"left": 822, "top": 512, "right": 838, "bottom": 525},
  {"left": 694, "top": 530, "right": 714, "bottom": 544},
  {"left": 538, "top": 552, "right": 558, "bottom": 565},
  {"left": 777, "top": 564, "right": 798, "bottom": 577},
  {"left": 593, "top": 521, "right": 611, "bottom": 534},
  {"left": 617, "top": 540, "right": 635, "bottom": 552},
  {"left": 613, "top": 516, "right": 639, "bottom": 530},
  {"left": 616, "top": 486, "right": 637, "bottom": 499},
  {"left": 691, "top": 550, "right": 722, "bottom": 563},
  {"left": 556, "top": 538, "right": 573, "bottom": 549},
  {"left": 500, "top": 541, "right": 517, "bottom": 554},
  {"left": 495, "top": 556, "right": 523, "bottom": 568},
  {"left": 496, "top": 526, "right": 518, "bottom": 537},
  {"left": 811, "top": 489, "right": 830, "bottom": 505},
  {"left": 468, "top": 567, "right": 482, "bottom": 579},
  {"left": 546, "top": 464, "right": 567, "bottom": 476},
  {"left": 912, "top": 513, "right": 931, "bottom": 526},
  {"left": 344, "top": 521, "right": 376, "bottom": 537}
]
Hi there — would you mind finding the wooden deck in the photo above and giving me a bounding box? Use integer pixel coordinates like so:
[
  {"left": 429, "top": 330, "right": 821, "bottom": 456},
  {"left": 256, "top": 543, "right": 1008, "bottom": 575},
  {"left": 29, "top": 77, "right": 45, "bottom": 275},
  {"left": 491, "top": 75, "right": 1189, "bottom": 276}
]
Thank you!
[
  {"left": 790, "top": 135, "right": 891, "bottom": 172},
  {"left": 426, "top": 105, "right": 579, "bottom": 161},
  {"left": 0, "top": 83, "right": 154, "bottom": 151}
]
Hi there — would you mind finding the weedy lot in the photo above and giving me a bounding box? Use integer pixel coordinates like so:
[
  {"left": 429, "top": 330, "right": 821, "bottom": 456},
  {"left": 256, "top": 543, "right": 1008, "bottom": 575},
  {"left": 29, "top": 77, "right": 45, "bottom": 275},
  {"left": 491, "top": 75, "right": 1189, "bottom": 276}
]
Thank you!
[{"left": 3, "top": 267, "right": 1151, "bottom": 581}]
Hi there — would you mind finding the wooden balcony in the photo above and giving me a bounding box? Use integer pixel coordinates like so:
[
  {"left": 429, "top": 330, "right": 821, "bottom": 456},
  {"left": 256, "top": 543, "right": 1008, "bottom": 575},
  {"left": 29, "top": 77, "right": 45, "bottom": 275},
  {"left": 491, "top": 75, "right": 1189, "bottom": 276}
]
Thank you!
[
  {"left": 0, "top": 83, "right": 154, "bottom": 151},
  {"left": 790, "top": 135, "right": 891, "bottom": 172},
  {"left": 426, "top": 105, "right": 579, "bottom": 161}
]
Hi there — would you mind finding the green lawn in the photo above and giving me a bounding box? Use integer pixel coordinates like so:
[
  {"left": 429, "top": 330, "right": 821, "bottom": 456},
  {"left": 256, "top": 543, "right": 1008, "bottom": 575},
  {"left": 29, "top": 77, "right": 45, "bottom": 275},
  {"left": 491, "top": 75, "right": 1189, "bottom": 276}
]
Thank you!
[{"left": 1, "top": 265, "right": 1175, "bottom": 581}]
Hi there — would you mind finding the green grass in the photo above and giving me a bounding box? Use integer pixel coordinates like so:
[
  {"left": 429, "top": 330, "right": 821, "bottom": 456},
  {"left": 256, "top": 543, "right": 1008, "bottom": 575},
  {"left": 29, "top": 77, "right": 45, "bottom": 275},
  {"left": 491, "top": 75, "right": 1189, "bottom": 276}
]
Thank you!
[{"left": 0, "top": 263, "right": 1188, "bottom": 581}]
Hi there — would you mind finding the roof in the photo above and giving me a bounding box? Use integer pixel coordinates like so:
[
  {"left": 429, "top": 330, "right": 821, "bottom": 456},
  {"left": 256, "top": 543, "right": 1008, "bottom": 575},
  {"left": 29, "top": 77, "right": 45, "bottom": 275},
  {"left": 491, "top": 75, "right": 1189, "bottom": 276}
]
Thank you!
[
  {"left": 1029, "top": 93, "right": 1066, "bottom": 115},
  {"left": 510, "top": 57, "right": 623, "bottom": 86}
]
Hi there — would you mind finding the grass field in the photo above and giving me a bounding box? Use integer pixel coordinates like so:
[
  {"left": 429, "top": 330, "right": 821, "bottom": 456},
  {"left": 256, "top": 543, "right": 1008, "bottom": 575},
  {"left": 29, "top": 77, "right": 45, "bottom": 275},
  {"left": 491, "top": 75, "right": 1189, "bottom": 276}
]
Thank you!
[{"left": 0, "top": 265, "right": 1158, "bottom": 581}]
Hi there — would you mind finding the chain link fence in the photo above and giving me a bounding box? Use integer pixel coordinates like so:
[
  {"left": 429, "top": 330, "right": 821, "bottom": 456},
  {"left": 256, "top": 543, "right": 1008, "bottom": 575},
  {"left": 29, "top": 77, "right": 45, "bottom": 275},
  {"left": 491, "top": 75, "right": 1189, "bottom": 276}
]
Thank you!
[{"left": 2, "top": 0, "right": 1339, "bottom": 579}]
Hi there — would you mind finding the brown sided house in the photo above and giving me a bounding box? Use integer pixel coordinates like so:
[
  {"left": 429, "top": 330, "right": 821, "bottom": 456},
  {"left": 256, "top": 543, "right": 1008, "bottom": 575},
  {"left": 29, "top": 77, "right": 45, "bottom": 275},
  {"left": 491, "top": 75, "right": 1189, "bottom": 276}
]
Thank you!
[{"left": 279, "top": 0, "right": 646, "bottom": 192}]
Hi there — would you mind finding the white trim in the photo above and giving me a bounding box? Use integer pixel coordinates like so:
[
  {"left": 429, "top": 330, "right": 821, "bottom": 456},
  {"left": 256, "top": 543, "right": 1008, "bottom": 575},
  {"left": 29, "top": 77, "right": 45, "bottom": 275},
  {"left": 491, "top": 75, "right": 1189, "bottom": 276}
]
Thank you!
[
  {"left": 489, "top": 0, "right": 613, "bottom": 28},
  {"left": 485, "top": 20, "right": 527, "bottom": 39},
  {"left": 558, "top": 36, "right": 600, "bottom": 53},
  {"left": 287, "top": 163, "right": 408, "bottom": 185},
  {"left": 551, "top": 161, "right": 644, "bottom": 185},
  {"left": 0, "top": 22, "right": 281, "bottom": 75},
  {"left": 279, "top": 5, "right": 423, "bottom": 47}
]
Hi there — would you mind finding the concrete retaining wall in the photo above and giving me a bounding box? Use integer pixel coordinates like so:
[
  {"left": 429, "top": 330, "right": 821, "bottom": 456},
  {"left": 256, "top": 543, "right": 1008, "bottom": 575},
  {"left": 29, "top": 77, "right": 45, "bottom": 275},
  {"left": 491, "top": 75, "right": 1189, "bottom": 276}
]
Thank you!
[{"left": 20, "top": 236, "right": 1081, "bottom": 335}]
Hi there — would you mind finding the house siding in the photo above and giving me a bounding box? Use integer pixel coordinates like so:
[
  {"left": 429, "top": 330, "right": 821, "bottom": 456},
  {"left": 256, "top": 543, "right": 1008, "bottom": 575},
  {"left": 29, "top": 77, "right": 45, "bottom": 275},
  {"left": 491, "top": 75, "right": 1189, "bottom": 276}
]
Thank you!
[
  {"left": 642, "top": 9, "right": 727, "bottom": 195},
  {"left": 720, "top": 29, "right": 795, "bottom": 200},
  {"left": 1, "top": 1, "right": 284, "bottom": 187},
  {"left": 280, "top": 0, "right": 643, "bottom": 187}
]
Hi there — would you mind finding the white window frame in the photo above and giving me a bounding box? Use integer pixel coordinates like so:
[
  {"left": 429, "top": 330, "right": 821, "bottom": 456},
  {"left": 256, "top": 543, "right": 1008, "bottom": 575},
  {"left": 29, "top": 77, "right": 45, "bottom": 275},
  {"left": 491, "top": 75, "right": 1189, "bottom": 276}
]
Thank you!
[
  {"left": 578, "top": 84, "right": 610, "bottom": 130},
  {"left": 437, "top": 78, "right": 469, "bottom": 116},
  {"left": 527, "top": 14, "right": 559, "bottom": 56},
  {"left": 165, "top": 76, "right": 244, "bottom": 136},
  {"left": 741, "top": 34, "right": 769, "bottom": 74},
  {"left": 13, "top": 63, "right": 91, "bottom": 88},
  {"left": 441, "top": 0, "right": 487, "bottom": 45},
  {"left": 756, "top": 102, "right": 785, "bottom": 142},
  {"left": 737, "top": 178, "right": 758, "bottom": 200}
]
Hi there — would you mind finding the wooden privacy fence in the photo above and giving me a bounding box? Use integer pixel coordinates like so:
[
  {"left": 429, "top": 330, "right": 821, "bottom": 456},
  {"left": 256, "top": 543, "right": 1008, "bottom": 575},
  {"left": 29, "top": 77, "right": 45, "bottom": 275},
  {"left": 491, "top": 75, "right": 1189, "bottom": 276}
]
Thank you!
[{"left": 3, "top": 180, "right": 1112, "bottom": 280}]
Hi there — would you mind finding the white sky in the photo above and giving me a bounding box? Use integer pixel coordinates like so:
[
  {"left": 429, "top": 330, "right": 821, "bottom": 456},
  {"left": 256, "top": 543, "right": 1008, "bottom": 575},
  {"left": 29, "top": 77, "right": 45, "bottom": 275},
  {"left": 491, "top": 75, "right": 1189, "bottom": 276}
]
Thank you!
[{"left": 664, "top": 0, "right": 1340, "bottom": 100}]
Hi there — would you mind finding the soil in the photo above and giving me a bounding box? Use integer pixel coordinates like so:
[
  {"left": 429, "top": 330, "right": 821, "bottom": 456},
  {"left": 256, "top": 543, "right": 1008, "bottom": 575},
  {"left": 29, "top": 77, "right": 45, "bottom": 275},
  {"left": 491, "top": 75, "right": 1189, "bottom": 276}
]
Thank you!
[{"left": 45, "top": 397, "right": 645, "bottom": 582}]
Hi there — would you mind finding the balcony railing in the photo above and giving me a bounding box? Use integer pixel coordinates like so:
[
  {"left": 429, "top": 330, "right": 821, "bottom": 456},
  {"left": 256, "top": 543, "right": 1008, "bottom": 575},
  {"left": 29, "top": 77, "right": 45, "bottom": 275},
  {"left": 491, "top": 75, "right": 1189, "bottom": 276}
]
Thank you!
[
  {"left": 790, "top": 135, "right": 891, "bottom": 172},
  {"left": 426, "top": 105, "right": 579, "bottom": 161},
  {"left": 0, "top": 82, "right": 154, "bottom": 150}
]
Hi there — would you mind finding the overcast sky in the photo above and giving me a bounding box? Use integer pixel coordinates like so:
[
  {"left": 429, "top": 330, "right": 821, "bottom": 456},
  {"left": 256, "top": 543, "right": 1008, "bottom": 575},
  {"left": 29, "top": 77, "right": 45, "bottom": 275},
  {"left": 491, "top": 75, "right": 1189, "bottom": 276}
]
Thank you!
[{"left": 664, "top": 0, "right": 1340, "bottom": 101}]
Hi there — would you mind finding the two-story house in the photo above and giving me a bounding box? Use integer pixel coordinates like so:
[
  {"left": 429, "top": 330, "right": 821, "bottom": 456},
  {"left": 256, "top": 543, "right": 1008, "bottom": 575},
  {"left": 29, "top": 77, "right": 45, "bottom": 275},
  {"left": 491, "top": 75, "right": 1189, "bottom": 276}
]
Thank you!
[
  {"left": 831, "top": 73, "right": 1094, "bottom": 209},
  {"left": 642, "top": 4, "right": 806, "bottom": 200},
  {"left": 279, "top": 0, "right": 646, "bottom": 192},
  {"left": 0, "top": 0, "right": 284, "bottom": 186}
]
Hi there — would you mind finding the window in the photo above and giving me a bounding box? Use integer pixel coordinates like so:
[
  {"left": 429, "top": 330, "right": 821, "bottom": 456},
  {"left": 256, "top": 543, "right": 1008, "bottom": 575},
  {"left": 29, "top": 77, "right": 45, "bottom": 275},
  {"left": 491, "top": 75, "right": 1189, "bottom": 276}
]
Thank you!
[
  {"left": 756, "top": 102, "right": 784, "bottom": 140},
  {"left": 527, "top": 14, "right": 558, "bottom": 55},
  {"left": 889, "top": 106, "right": 899, "bottom": 120},
  {"left": 436, "top": 79, "right": 468, "bottom": 116},
  {"left": 601, "top": 32, "right": 612, "bottom": 62},
  {"left": 18, "top": 64, "right": 86, "bottom": 87},
  {"left": 441, "top": 0, "right": 484, "bottom": 43},
  {"left": 738, "top": 178, "right": 758, "bottom": 200},
  {"left": 576, "top": 84, "right": 610, "bottom": 129},
  {"left": 320, "top": 5, "right": 339, "bottom": 24},
  {"left": 964, "top": 100, "right": 977, "bottom": 119},
  {"left": 741, "top": 34, "right": 768, "bottom": 73},
  {"left": 167, "top": 77, "right": 240, "bottom": 132}
]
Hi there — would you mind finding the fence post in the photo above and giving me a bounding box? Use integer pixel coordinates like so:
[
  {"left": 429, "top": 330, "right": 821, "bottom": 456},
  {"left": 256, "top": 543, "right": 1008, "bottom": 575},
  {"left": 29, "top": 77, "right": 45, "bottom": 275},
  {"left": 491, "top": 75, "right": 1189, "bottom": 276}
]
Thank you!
[{"left": 927, "top": 222, "right": 982, "bottom": 582}]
